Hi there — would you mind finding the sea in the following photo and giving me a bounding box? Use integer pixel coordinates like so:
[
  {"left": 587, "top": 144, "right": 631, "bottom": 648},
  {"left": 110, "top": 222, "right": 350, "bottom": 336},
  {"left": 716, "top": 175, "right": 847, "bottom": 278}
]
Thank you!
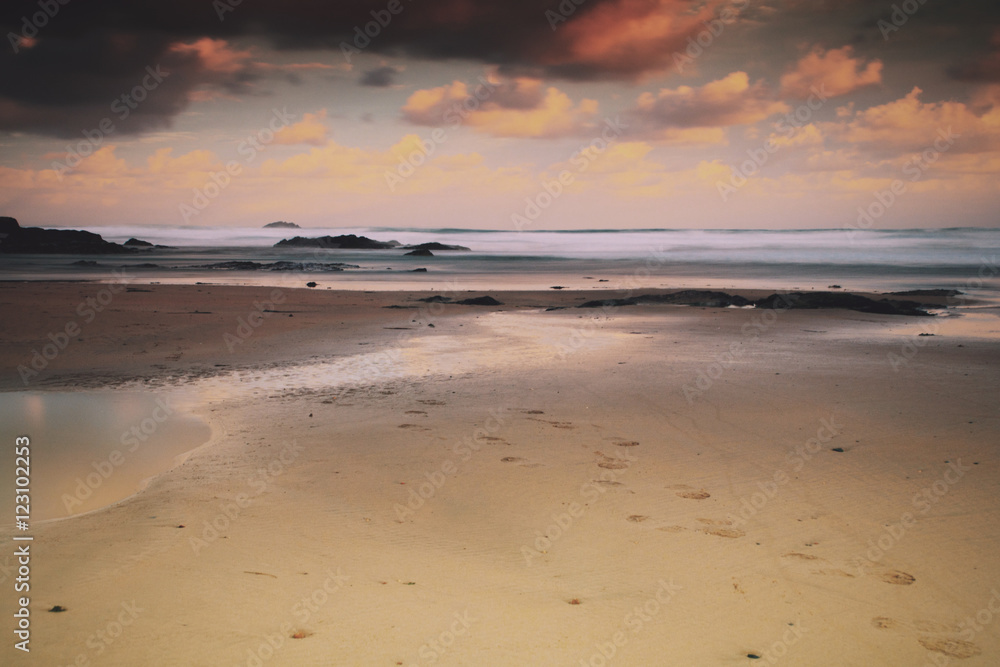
[{"left": 1, "top": 226, "right": 999, "bottom": 297}]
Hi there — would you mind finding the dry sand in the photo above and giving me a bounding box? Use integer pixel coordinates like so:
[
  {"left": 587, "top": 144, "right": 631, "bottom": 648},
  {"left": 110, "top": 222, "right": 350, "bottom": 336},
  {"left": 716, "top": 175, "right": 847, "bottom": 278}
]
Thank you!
[{"left": 1, "top": 282, "right": 998, "bottom": 666}]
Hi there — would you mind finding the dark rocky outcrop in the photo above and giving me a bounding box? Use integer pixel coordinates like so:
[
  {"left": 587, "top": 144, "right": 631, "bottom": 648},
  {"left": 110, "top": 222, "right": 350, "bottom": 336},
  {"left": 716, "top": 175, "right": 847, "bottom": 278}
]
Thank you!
[
  {"left": 0, "top": 217, "right": 133, "bottom": 254},
  {"left": 405, "top": 249, "right": 434, "bottom": 257},
  {"left": 124, "top": 238, "right": 154, "bottom": 247},
  {"left": 578, "top": 289, "right": 931, "bottom": 316},
  {"left": 754, "top": 292, "right": 931, "bottom": 316},
  {"left": 275, "top": 234, "right": 399, "bottom": 249},
  {"left": 264, "top": 221, "right": 300, "bottom": 228},
  {"left": 457, "top": 296, "right": 503, "bottom": 306},
  {"left": 579, "top": 290, "right": 752, "bottom": 309},
  {"left": 886, "top": 289, "right": 962, "bottom": 297},
  {"left": 1, "top": 216, "right": 21, "bottom": 235},
  {"left": 197, "top": 261, "right": 359, "bottom": 271},
  {"left": 402, "top": 242, "right": 470, "bottom": 251},
  {"left": 418, "top": 295, "right": 451, "bottom": 303},
  {"left": 411, "top": 268, "right": 428, "bottom": 272}
]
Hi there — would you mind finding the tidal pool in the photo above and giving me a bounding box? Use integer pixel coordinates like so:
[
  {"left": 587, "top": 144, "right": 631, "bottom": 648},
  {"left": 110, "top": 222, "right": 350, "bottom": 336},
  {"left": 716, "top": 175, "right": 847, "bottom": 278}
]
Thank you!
[{"left": 0, "top": 391, "right": 210, "bottom": 523}]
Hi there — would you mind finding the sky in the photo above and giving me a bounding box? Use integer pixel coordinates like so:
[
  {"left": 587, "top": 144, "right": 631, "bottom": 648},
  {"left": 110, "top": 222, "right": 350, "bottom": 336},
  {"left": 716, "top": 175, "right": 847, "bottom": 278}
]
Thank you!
[{"left": 1, "top": 0, "right": 999, "bottom": 231}]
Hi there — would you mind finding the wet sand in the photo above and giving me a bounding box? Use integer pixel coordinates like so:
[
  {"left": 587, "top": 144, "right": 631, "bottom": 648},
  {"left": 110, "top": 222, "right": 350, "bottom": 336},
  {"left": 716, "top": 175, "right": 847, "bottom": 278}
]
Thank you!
[{"left": 0, "top": 282, "right": 998, "bottom": 665}]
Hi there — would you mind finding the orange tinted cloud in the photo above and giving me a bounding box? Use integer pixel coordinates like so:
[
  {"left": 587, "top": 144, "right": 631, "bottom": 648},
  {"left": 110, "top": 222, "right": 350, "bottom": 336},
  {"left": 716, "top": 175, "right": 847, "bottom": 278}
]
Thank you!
[
  {"left": 274, "top": 110, "right": 329, "bottom": 146},
  {"left": 169, "top": 38, "right": 252, "bottom": 74},
  {"left": 402, "top": 78, "right": 598, "bottom": 138},
  {"left": 548, "top": 0, "right": 724, "bottom": 77},
  {"left": 628, "top": 72, "right": 789, "bottom": 139},
  {"left": 831, "top": 87, "right": 1000, "bottom": 151},
  {"left": 780, "top": 46, "right": 882, "bottom": 99}
]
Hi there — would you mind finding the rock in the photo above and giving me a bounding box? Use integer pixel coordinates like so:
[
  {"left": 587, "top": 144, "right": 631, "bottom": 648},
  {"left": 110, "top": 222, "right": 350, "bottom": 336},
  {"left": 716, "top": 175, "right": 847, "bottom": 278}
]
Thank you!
[
  {"left": 754, "top": 292, "right": 931, "bottom": 316},
  {"left": 123, "top": 238, "right": 154, "bottom": 246},
  {"left": 579, "top": 290, "right": 751, "bottom": 309},
  {"left": 405, "top": 249, "right": 434, "bottom": 257},
  {"left": 402, "top": 242, "right": 470, "bottom": 251},
  {"left": 576, "top": 289, "right": 931, "bottom": 316},
  {"left": 275, "top": 234, "right": 397, "bottom": 249},
  {"left": 0, "top": 218, "right": 134, "bottom": 254},
  {"left": 887, "top": 289, "right": 962, "bottom": 297},
  {"left": 418, "top": 295, "right": 451, "bottom": 303},
  {"left": 0, "top": 216, "right": 21, "bottom": 235},
  {"left": 196, "top": 261, "right": 358, "bottom": 271},
  {"left": 457, "top": 296, "right": 503, "bottom": 306},
  {"left": 306, "top": 282, "right": 317, "bottom": 288},
  {"left": 264, "top": 221, "right": 300, "bottom": 228},
  {"left": 411, "top": 268, "right": 428, "bottom": 272}
]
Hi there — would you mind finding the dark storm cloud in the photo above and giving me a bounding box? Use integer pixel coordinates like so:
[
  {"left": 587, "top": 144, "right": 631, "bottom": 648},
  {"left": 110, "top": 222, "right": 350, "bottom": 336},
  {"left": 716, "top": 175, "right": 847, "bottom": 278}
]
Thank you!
[
  {"left": 359, "top": 65, "right": 399, "bottom": 87},
  {"left": 0, "top": 0, "right": 730, "bottom": 137},
  {"left": 2, "top": 0, "right": 999, "bottom": 138}
]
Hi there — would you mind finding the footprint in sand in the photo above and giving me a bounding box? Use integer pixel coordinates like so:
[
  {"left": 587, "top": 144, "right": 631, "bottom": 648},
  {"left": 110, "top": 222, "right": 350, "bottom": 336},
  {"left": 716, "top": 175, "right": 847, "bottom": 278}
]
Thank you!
[
  {"left": 658, "top": 525, "right": 687, "bottom": 533},
  {"left": 627, "top": 515, "right": 650, "bottom": 523},
  {"left": 595, "top": 452, "right": 631, "bottom": 470},
  {"left": 878, "top": 570, "right": 916, "bottom": 586},
  {"left": 592, "top": 480, "right": 623, "bottom": 487},
  {"left": 501, "top": 457, "right": 526, "bottom": 463},
  {"left": 677, "top": 490, "right": 711, "bottom": 500},
  {"left": 918, "top": 637, "right": 982, "bottom": 659},
  {"left": 397, "top": 423, "right": 428, "bottom": 430},
  {"left": 811, "top": 569, "right": 856, "bottom": 578},
  {"left": 521, "top": 409, "right": 545, "bottom": 414},
  {"left": 405, "top": 410, "right": 427, "bottom": 415},
  {"left": 418, "top": 399, "right": 446, "bottom": 406},
  {"left": 615, "top": 440, "right": 640, "bottom": 447},
  {"left": 872, "top": 618, "right": 980, "bottom": 658},
  {"left": 698, "top": 518, "right": 733, "bottom": 527},
  {"left": 781, "top": 553, "right": 856, "bottom": 577},
  {"left": 702, "top": 527, "right": 745, "bottom": 539}
]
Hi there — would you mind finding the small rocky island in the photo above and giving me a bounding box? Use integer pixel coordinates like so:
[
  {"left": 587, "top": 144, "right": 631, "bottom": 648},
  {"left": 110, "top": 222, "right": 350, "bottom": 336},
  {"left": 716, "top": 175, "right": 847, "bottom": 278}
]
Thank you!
[
  {"left": 275, "top": 234, "right": 470, "bottom": 251},
  {"left": 264, "top": 221, "right": 301, "bottom": 229}
]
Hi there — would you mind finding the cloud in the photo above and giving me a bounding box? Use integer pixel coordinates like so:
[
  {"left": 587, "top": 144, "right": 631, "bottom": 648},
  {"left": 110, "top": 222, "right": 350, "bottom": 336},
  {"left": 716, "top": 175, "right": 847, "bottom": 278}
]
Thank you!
[
  {"left": 402, "top": 77, "right": 598, "bottom": 138},
  {"left": 0, "top": 30, "right": 334, "bottom": 138},
  {"left": 274, "top": 110, "right": 329, "bottom": 146},
  {"left": 949, "top": 29, "right": 1000, "bottom": 82},
  {"left": 169, "top": 38, "right": 251, "bottom": 74},
  {"left": 830, "top": 87, "right": 1000, "bottom": 153},
  {"left": 0, "top": 0, "right": 733, "bottom": 141},
  {"left": 0, "top": 135, "right": 533, "bottom": 226},
  {"left": 360, "top": 66, "right": 400, "bottom": 87},
  {"left": 627, "top": 72, "right": 789, "bottom": 139},
  {"left": 780, "top": 46, "right": 882, "bottom": 99},
  {"left": 538, "top": 0, "right": 726, "bottom": 79}
]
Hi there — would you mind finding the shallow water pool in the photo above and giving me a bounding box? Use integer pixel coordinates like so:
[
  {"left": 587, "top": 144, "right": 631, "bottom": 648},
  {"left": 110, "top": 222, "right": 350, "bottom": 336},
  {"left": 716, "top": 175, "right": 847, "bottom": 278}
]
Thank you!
[{"left": 0, "top": 391, "right": 210, "bottom": 523}]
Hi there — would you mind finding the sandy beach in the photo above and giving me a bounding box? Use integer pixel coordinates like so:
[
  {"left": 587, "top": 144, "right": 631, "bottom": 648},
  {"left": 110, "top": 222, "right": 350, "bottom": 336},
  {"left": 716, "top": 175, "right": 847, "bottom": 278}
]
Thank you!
[{"left": 1, "top": 281, "right": 998, "bottom": 666}]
